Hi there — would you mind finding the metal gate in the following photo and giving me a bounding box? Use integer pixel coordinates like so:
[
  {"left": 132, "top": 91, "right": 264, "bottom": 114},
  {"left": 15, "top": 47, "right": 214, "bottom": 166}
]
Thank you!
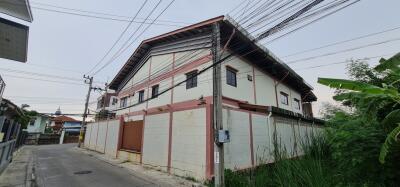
[{"left": 121, "top": 120, "right": 143, "bottom": 152}]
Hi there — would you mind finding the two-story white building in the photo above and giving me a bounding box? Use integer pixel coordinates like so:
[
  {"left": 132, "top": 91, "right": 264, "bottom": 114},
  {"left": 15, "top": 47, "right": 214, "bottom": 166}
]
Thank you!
[{"left": 85, "top": 16, "right": 323, "bottom": 181}]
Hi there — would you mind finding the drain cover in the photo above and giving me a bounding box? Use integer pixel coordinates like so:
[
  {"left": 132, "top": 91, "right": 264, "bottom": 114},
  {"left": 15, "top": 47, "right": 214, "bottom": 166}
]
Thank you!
[{"left": 74, "top": 170, "right": 92, "bottom": 175}]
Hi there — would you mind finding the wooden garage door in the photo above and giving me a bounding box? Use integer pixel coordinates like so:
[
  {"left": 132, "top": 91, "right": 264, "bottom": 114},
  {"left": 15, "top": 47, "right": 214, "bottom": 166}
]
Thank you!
[{"left": 121, "top": 120, "right": 143, "bottom": 152}]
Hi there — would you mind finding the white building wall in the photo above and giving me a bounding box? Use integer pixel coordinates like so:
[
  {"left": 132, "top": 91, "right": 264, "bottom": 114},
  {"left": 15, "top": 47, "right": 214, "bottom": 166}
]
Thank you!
[
  {"left": 291, "top": 90, "right": 302, "bottom": 113},
  {"left": 276, "top": 83, "right": 303, "bottom": 114},
  {"left": 173, "top": 62, "right": 213, "bottom": 103},
  {"left": 147, "top": 77, "right": 172, "bottom": 108},
  {"left": 150, "top": 54, "right": 173, "bottom": 79},
  {"left": 217, "top": 53, "right": 304, "bottom": 114},
  {"left": 223, "top": 109, "right": 252, "bottom": 170},
  {"left": 142, "top": 113, "right": 169, "bottom": 171},
  {"left": 116, "top": 49, "right": 212, "bottom": 115},
  {"left": 254, "top": 68, "right": 276, "bottom": 107},
  {"left": 171, "top": 108, "right": 207, "bottom": 180},
  {"left": 174, "top": 49, "right": 210, "bottom": 69},
  {"left": 221, "top": 56, "right": 255, "bottom": 104},
  {"left": 122, "top": 57, "right": 151, "bottom": 91}
]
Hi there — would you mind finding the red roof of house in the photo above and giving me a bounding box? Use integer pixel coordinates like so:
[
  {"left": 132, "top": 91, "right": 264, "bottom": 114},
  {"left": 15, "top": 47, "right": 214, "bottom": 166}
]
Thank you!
[{"left": 51, "top": 115, "right": 78, "bottom": 122}]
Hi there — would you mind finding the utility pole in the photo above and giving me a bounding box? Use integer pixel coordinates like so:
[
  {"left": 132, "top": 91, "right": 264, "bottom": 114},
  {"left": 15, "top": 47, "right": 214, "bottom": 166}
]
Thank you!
[
  {"left": 78, "top": 75, "right": 93, "bottom": 148},
  {"left": 212, "top": 22, "right": 224, "bottom": 187},
  {"left": 102, "top": 83, "right": 108, "bottom": 119}
]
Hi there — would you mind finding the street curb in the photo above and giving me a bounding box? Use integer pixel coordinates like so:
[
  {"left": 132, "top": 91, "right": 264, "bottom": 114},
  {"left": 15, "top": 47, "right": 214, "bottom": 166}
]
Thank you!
[{"left": 74, "top": 147, "right": 202, "bottom": 187}]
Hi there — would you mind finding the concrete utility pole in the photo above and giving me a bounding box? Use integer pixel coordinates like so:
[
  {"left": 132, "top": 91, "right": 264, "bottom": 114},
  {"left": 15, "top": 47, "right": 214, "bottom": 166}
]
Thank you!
[
  {"left": 212, "top": 22, "right": 224, "bottom": 187},
  {"left": 78, "top": 75, "right": 93, "bottom": 148},
  {"left": 102, "top": 83, "right": 108, "bottom": 119}
]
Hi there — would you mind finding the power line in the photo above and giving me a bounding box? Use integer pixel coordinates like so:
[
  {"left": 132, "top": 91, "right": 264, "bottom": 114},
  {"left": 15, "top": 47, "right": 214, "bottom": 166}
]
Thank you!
[
  {"left": 101, "top": 0, "right": 332, "bottom": 87},
  {"left": 113, "top": 1, "right": 299, "bottom": 93},
  {"left": 91, "top": 0, "right": 164, "bottom": 76},
  {"left": 30, "top": 1, "right": 191, "bottom": 25},
  {"left": 0, "top": 67, "right": 83, "bottom": 82},
  {"left": 112, "top": 0, "right": 359, "bottom": 111},
  {"left": 286, "top": 37, "right": 400, "bottom": 64},
  {"left": 92, "top": 0, "right": 176, "bottom": 76},
  {"left": 1, "top": 74, "right": 85, "bottom": 86},
  {"left": 86, "top": 0, "right": 149, "bottom": 74},
  {"left": 30, "top": 5, "right": 184, "bottom": 27},
  {"left": 263, "top": 0, "right": 360, "bottom": 44},
  {"left": 116, "top": 0, "right": 356, "bottom": 95},
  {"left": 293, "top": 53, "right": 396, "bottom": 70},
  {"left": 282, "top": 26, "right": 400, "bottom": 57}
]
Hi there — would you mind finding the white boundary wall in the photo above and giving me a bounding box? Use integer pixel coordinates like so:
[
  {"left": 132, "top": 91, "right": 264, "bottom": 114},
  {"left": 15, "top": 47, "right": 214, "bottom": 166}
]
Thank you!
[
  {"left": 171, "top": 108, "right": 207, "bottom": 180},
  {"left": 84, "top": 119, "right": 120, "bottom": 157},
  {"left": 142, "top": 113, "right": 169, "bottom": 171},
  {"left": 223, "top": 109, "right": 323, "bottom": 170}
]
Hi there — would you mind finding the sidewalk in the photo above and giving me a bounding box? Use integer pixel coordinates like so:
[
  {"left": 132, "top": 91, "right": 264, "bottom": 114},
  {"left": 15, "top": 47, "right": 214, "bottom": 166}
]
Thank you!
[
  {"left": 75, "top": 147, "right": 203, "bottom": 187},
  {"left": 0, "top": 146, "right": 36, "bottom": 187}
]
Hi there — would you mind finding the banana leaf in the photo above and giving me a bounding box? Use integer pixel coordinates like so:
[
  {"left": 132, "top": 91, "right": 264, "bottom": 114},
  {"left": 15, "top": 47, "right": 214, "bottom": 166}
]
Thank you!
[
  {"left": 374, "top": 53, "right": 400, "bottom": 72},
  {"left": 318, "top": 78, "right": 380, "bottom": 92},
  {"left": 379, "top": 125, "right": 400, "bottom": 164},
  {"left": 381, "top": 109, "right": 400, "bottom": 133},
  {"left": 318, "top": 78, "right": 399, "bottom": 96}
]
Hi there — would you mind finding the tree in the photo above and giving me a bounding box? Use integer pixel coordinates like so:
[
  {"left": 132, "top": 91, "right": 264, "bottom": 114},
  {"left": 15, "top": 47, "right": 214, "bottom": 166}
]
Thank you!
[{"left": 318, "top": 53, "right": 400, "bottom": 164}]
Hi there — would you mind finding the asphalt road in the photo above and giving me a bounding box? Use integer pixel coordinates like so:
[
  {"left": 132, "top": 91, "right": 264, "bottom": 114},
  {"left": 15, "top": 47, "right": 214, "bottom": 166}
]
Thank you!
[{"left": 32, "top": 144, "right": 156, "bottom": 187}]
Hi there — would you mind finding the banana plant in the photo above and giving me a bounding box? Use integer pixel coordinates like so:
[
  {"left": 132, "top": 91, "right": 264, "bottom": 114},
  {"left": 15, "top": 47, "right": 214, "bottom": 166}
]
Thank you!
[{"left": 318, "top": 53, "right": 400, "bottom": 164}]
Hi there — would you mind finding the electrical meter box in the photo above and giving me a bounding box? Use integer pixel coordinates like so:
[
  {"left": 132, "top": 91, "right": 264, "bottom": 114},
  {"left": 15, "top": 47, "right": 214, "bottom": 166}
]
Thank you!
[{"left": 218, "top": 130, "right": 230, "bottom": 143}]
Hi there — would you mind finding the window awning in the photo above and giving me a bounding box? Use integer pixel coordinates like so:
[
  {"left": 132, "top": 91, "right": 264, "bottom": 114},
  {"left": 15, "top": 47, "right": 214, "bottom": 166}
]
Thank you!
[
  {"left": 0, "top": 0, "right": 33, "bottom": 22},
  {"left": 0, "top": 17, "right": 29, "bottom": 62}
]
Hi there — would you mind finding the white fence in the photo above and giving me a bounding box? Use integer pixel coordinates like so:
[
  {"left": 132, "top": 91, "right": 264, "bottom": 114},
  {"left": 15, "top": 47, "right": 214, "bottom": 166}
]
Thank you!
[
  {"left": 84, "top": 119, "right": 120, "bottom": 157},
  {"left": 223, "top": 109, "right": 323, "bottom": 170}
]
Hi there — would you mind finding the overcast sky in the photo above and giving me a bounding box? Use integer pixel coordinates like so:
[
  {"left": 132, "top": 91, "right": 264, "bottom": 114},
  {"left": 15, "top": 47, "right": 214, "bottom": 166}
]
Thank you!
[{"left": 1, "top": 0, "right": 399, "bottom": 116}]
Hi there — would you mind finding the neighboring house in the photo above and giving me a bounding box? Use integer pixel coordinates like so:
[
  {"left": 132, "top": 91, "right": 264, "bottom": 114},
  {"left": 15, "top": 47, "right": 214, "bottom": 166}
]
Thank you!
[
  {"left": 50, "top": 115, "right": 80, "bottom": 134},
  {"left": 85, "top": 16, "right": 323, "bottom": 181},
  {"left": 27, "top": 114, "right": 50, "bottom": 134},
  {"left": 96, "top": 92, "right": 118, "bottom": 112},
  {"left": 0, "top": 99, "right": 23, "bottom": 142},
  {"left": 63, "top": 121, "right": 82, "bottom": 135},
  {"left": 95, "top": 92, "right": 118, "bottom": 119},
  {"left": 0, "top": 99, "right": 25, "bottom": 173}
]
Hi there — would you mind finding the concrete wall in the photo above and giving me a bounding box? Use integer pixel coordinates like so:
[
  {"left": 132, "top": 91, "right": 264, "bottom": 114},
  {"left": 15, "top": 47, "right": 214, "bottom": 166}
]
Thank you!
[
  {"left": 222, "top": 109, "right": 323, "bottom": 170},
  {"left": 84, "top": 123, "right": 91, "bottom": 147},
  {"left": 95, "top": 121, "right": 108, "bottom": 153},
  {"left": 142, "top": 113, "right": 169, "bottom": 171},
  {"left": 171, "top": 108, "right": 207, "bottom": 179},
  {"left": 84, "top": 119, "right": 120, "bottom": 158},
  {"left": 223, "top": 109, "right": 252, "bottom": 170},
  {"left": 251, "top": 113, "right": 273, "bottom": 165}
]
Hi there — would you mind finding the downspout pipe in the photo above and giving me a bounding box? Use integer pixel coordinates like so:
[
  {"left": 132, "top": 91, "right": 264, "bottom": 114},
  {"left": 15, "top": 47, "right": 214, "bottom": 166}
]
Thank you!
[{"left": 266, "top": 112, "right": 273, "bottom": 156}]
